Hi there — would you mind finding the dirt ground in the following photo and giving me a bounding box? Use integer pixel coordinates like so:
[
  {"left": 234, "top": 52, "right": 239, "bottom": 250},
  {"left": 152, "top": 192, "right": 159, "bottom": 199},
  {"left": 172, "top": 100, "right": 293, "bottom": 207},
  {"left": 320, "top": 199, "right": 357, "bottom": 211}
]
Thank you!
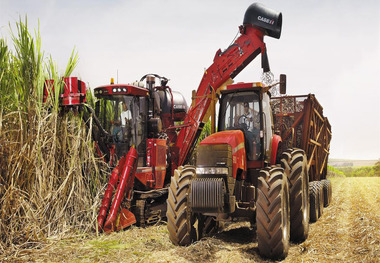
[{"left": 11, "top": 177, "right": 380, "bottom": 263}]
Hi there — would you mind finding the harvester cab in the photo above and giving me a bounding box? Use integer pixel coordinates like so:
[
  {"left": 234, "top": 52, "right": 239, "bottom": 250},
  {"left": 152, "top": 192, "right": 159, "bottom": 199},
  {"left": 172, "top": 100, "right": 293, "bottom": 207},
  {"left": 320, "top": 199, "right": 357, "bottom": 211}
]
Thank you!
[
  {"left": 92, "top": 74, "right": 187, "bottom": 165},
  {"left": 93, "top": 80, "right": 148, "bottom": 165}
]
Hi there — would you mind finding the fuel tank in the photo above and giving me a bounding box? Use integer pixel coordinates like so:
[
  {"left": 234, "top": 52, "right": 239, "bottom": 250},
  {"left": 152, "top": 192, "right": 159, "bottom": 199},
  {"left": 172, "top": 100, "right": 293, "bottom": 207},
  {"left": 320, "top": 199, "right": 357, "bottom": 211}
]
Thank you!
[{"left": 157, "top": 90, "right": 188, "bottom": 121}]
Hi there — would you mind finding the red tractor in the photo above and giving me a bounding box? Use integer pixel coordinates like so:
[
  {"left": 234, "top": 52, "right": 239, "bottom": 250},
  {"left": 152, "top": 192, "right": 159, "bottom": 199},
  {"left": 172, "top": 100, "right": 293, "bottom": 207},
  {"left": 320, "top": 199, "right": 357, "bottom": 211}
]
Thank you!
[{"left": 166, "top": 3, "right": 312, "bottom": 260}]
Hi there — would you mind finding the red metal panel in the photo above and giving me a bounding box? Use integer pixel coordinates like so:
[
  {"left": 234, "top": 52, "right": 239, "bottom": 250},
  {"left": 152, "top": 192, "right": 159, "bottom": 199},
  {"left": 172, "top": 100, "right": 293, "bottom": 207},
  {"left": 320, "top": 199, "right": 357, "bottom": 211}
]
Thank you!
[
  {"left": 247, "top": 160, "right": 265, "bottom": 169},
  {"left": 270, "top": 134, "right": 282, "bottom": 165},
  {"left": 135, "top": 168, "right": 154, "bottom": 188},
  {"left": 138, "top": 139, "right": 167, "bottom": 189},
  {"left": 43, "top": 77, "right": 87, "bottom": 106},
  {"left": 200, "top": 130, "right": 246, "bottom": 180},
  {"left": 61, "top": 77, "right": 87, "bottom": 106}
]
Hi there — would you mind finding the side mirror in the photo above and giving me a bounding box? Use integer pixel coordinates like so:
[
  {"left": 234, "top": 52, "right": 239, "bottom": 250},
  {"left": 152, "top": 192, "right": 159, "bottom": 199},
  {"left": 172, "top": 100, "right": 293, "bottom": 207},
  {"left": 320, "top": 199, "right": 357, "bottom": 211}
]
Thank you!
[{"left": 280, "top": 74, "right": 286, "bottom": 94}]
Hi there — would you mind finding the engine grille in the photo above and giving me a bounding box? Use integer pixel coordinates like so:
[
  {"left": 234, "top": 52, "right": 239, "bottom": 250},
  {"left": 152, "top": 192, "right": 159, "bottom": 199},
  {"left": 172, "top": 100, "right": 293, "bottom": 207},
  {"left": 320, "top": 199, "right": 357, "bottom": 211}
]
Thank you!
[{"left": 190, "top": 178, "right": 224, "bottom": 213}]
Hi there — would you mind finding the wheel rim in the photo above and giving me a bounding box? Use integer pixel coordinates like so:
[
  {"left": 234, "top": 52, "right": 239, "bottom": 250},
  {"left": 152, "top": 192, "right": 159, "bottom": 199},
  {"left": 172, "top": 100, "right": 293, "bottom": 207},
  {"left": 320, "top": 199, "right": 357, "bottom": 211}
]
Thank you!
[
  {"left": 302, "top": 167, "right": 308, "bottom": 223},
  {"left": 282, "top": 182, "right": 289, "bottom": 242}
]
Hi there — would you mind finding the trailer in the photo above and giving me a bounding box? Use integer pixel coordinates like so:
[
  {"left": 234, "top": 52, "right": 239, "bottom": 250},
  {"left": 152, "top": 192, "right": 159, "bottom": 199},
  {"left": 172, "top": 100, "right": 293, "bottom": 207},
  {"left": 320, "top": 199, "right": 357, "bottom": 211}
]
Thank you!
[{"left": 271, "top": 94, "right": 332, "bottom": 181}]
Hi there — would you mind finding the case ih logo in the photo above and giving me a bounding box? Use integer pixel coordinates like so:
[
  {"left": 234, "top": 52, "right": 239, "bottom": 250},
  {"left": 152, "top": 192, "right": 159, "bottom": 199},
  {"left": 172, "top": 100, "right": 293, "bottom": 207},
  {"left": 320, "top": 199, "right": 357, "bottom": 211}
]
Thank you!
[{"left": 258, "top": 16, "right": 274, "bottom": 25}]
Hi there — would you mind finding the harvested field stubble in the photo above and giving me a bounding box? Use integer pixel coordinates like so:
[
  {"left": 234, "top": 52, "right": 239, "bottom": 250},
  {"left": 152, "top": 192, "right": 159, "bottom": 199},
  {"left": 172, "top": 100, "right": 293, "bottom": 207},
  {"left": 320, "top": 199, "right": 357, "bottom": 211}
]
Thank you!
[{"left": 19, "top": 177, "right": 380, "bottom": 262}]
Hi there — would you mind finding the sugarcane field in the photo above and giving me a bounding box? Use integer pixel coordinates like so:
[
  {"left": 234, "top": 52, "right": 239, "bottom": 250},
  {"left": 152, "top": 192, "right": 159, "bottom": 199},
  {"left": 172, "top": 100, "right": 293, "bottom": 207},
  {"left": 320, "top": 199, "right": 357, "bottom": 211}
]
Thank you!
[{"left": 0, "top": 1, "right": 379, "bottom": 263}]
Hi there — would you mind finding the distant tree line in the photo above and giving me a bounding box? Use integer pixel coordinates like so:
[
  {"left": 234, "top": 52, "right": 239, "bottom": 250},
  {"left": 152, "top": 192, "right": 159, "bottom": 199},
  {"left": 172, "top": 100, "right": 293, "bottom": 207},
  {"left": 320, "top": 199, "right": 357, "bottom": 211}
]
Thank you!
[{"left": 328, "top": 160, "right": 380, "bottom": 177}]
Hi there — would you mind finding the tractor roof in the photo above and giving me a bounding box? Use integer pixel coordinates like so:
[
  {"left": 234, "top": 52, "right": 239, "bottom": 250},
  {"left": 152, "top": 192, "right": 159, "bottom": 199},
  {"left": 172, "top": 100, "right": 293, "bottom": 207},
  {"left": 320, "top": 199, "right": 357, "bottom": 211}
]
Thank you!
[{"left": 220, "top": 82, "right": 266, "bottom": 94}]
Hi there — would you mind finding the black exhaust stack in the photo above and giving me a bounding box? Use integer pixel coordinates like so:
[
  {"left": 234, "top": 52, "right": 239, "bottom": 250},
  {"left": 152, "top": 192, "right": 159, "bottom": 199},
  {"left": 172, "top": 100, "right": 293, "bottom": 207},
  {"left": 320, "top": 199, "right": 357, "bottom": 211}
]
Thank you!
[{"left": 243, "top": 3, "right": 282, "bottom": 39}]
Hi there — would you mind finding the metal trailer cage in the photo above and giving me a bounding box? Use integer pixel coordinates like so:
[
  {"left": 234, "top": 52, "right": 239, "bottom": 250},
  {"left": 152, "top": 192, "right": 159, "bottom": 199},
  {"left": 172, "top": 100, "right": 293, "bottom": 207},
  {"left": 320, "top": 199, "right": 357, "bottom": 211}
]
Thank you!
[{"left": 271, "top": 94, "right": 332, "bottom": 181}]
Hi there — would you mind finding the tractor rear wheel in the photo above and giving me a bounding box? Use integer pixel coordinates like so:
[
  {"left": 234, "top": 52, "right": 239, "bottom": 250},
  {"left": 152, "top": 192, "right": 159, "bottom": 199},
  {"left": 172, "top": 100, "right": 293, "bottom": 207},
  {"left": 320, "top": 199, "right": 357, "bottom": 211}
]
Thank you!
[
  {"left": 256, "top": 166, "right": 290, "bottom": 259},
  {"left": 322, "top": 179, "right": 332, "bottom": 207},
  {"left": 166, "top": 165, "right": 196, "bottom": 246},
  {"left": 316, "top": 181, "right": 324, "bottom": 218},
  {"left": 309, "top": 181, "right": 319, "bottom": 223},
  {"left": 280, "top": 148, "right": 309, "bottom": 242}
]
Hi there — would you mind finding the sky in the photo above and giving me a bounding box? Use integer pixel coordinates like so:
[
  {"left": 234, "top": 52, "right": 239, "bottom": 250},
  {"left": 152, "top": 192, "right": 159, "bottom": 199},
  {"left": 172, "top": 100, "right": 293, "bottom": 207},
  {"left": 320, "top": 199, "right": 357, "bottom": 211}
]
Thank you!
[{"left": 1, "top": 0, "right": 379, "bottom": 160}]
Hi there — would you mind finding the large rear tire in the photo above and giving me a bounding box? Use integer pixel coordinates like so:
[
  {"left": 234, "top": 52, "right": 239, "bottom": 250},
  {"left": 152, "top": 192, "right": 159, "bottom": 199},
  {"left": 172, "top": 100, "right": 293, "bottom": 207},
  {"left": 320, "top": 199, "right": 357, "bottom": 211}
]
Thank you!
[
  {"left": 322, "top": 179, "right": 332, "bottom": 207},
  {"left": 309, "top": 181, "right": 319, "bottom": 223},
  {"left": 256, "top": 166, "right": 290, "bottom": 259},
  {"left": 280, "top": 148, "right": 309, "bottom": 242},
  {"left": 166, "top": 166, "right": 196, "bottom": 246}
]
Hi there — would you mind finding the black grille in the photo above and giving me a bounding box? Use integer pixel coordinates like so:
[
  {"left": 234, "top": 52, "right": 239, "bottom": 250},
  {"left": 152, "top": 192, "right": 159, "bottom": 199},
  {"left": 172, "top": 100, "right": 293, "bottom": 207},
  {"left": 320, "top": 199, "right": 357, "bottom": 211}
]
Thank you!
[{"left": 190, "top": 178, "right": 224, "bottom": 213}]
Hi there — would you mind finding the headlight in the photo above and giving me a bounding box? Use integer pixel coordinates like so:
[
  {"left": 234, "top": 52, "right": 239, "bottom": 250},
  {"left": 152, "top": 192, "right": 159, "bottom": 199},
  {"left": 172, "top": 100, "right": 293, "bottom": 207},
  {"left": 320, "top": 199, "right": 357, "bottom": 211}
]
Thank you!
[
  {"left": 196, "top": 167, "right": 228, "bottom": 175},
  {"left": 112, "top": 88, "right": 117, "bottom": 92}
]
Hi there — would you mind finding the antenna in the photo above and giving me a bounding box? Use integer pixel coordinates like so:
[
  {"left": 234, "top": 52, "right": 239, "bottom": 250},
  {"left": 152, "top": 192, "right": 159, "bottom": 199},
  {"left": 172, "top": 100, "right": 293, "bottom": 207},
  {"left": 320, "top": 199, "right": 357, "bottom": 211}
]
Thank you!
[{"left": 117, "top": 70, "right": 119, "bottom": 84}]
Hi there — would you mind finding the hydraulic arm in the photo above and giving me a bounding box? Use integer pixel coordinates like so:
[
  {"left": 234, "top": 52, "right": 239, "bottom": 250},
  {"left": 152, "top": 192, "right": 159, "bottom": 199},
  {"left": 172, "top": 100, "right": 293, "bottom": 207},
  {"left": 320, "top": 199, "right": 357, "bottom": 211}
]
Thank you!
[{"left": 175, "top": 3, "right": 282, "bottom": 166}]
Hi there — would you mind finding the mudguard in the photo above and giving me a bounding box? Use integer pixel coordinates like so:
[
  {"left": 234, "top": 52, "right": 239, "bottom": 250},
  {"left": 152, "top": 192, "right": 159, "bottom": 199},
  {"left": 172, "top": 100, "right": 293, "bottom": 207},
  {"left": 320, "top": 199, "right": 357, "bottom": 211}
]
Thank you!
[{"left": 270, "top": 134, "right": 282, "bottom": 165}]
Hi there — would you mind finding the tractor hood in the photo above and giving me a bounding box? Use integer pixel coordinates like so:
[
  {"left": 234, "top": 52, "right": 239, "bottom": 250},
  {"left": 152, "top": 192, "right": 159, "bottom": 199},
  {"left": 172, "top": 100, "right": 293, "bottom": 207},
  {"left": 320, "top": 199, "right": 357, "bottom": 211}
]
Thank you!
[
  {"left": 199, "top": 130, "right": 247, "bottom": 180},
  {"left": 200, "top": 130, "right": 245, "bottom": 154}
]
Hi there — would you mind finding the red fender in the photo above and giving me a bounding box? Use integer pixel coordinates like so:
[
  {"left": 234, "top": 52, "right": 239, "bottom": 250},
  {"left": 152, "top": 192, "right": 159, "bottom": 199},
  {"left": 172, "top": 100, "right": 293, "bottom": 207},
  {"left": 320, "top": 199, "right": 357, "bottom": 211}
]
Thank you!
[
  {"left": 103, "top": 147, "right": 138, "bottom": 232},
  {"left": 270, "top": 135, "right": 282, "bottom": 165}
]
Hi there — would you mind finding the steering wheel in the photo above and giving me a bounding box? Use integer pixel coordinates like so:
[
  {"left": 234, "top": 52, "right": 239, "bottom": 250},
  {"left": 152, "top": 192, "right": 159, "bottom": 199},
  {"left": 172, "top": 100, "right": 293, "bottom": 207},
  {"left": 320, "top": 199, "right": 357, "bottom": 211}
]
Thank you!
[{"left": 237, "top": 115, "right": 248, "bottom": 131}]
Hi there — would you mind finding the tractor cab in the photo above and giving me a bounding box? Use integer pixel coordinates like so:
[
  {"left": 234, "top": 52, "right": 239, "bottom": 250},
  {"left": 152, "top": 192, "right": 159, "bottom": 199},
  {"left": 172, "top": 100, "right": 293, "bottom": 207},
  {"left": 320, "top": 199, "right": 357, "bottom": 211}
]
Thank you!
[
  {"left": 218, "top": 82, "right": 273, "bottom": 162},
  {"left": 94, "top": 83, "right": 149, "bottom": 165}
]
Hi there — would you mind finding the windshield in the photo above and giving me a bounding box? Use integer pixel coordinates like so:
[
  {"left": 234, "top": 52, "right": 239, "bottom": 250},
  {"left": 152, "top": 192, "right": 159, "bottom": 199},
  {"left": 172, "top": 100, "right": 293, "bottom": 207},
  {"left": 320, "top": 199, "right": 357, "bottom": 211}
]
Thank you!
[
  {"left": 97, "top": 95, "right": 146, "bottom": 161},
  {"left": 219, "top": 91, "right": 261, "bottom": 160}
]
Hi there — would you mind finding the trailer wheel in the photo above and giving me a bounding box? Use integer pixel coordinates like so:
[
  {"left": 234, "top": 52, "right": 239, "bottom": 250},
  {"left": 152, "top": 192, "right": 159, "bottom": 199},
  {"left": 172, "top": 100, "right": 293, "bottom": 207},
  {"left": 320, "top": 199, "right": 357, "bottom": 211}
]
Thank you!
[
  {"left": 256, "top": 166, "right": 290, "bottom": 259},
  {"left": 166, "top": 165, "right": 196, "bottom": 246},
  {"left": 316, "top": 181, "right": 324, "bottom": 218},
  {"left": 322, "top": 179, "right": 332, "bottom": 207},
  {"left": 280, "top": 148, "right": 309, "bottom": 242},
  {"left": 309, "top": 181, "right": 319, "bottom": 223}
]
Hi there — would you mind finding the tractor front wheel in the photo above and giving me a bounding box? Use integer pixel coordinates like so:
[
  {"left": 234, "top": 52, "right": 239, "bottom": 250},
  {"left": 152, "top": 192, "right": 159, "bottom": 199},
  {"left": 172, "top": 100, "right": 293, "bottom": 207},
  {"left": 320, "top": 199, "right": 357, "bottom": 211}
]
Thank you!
[{"left": 166, "top": 166, "right": 196, "bottom": 246}]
